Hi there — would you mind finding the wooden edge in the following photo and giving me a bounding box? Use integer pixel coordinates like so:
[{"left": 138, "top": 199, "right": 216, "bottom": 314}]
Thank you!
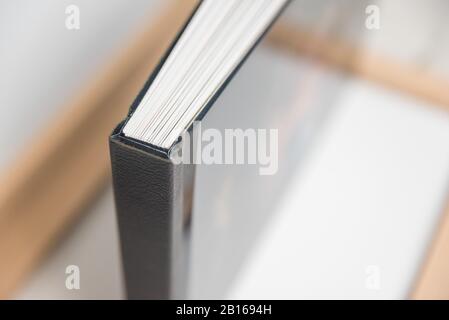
[
  {"left": 267, "top": 22, "right": 449, "bottom": 113},
  {"left": 411, "top": 198, "right": 449, "bottom": 299},
  {"left": 0, "top": 0, "right": 197, "bottom": 298}
]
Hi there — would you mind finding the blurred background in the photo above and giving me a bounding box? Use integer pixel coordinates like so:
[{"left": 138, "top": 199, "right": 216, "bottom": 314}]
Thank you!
[{"left": 1, "top": 0, "right": 449, "bottom": 299}]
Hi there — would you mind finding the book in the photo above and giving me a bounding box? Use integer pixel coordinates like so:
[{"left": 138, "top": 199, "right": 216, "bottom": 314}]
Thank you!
[{"left": 110, "top": 0, "right": 291, "bottom": 299}]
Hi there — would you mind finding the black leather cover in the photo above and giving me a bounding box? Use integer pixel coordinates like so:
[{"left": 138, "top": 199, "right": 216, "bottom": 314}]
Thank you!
[
  {"left": 109, "top": 2, "right": 202, "bottom": 299},
  {"left": 110, "top": 131, "right": 175, "bottom": 299}
]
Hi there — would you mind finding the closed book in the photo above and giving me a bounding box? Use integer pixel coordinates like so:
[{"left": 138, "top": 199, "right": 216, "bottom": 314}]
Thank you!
[{"left": 109, "top": 0, "right": 331, "bottom": 299}]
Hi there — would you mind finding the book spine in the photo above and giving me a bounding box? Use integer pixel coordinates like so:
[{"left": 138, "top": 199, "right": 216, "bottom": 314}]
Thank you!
[{"left": 109, "top": 133, "right": 186, "bottom": 299}]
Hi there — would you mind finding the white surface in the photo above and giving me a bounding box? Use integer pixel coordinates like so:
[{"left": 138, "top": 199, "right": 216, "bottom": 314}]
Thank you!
[
  {"left": 18, "top": 187, "right": 123, "bottom": 300},
  {"left": 16, "top": 77, "right": 449, "bottom": 299},
  {"left": 229, "top": 79, "right": 449, "bottom": 299}
]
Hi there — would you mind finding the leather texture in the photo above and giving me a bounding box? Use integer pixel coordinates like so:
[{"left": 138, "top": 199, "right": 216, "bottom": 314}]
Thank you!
[{"left": 110, "top": 130, "right": 189, "bottom": 299}]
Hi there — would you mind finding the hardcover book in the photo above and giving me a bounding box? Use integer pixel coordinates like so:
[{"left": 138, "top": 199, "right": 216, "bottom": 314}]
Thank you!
[{"left": 110, "top": 0, "right": 338, "bottom": 299}]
